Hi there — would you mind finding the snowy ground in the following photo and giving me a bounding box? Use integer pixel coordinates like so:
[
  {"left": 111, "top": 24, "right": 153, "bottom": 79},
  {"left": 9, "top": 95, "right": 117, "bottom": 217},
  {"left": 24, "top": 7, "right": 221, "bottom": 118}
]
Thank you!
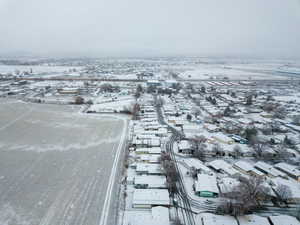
[
  {"left": 0, "top": 100, "right": 127, "bottom": 225},
  {"left": 0, "top": 65, "right": 82, "bottom": 75},
  {"left": 180, "top": 64, "right": 288, "bottom": 80},
  {"left": 89, "top": 95, "right": 135, "bottom": 112}
]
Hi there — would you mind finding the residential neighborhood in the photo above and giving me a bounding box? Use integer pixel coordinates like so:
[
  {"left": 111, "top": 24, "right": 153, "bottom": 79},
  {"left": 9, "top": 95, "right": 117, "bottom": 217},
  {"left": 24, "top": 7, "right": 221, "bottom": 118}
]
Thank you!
[{"left": 1, "top": 58, "right": 300, "bottom": 225}]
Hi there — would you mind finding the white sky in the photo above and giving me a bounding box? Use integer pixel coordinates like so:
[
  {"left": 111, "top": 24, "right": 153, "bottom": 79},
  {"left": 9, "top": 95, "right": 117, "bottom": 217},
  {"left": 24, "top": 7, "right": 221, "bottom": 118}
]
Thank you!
[{"left": 0, "top": 0, "right": 300, "bottom": 58}]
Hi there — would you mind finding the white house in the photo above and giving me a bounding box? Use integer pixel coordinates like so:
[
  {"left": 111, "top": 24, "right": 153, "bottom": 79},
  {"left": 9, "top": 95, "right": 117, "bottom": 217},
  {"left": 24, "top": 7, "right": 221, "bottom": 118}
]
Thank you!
[
  {"left": 254, "top": 161, "right": 287, "bottom": 178},
  {"left": 194, "top": 174, "right": 219, "bottom": 198},
  {"left": 274, "top": 162, "right": 300, "bottom": 181},
  {"left": 136, "top": 163, "right": 164, "bottom": 175},
  {"left": 207, "top": 159, "right": 239, "bottom": 176},
  {"left": 132, "top": 189, "right": 170, "bottom": 208},
  {"left": 134, "top": 175, "right": 167, "bottom": 189}
]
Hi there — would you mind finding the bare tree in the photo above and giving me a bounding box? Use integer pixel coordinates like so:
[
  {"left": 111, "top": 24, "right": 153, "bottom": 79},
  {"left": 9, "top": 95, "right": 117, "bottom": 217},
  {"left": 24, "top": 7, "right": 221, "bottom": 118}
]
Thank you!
[
  {"left": 273, "top": 106, "right": 286, "bottom": 119},
  {"left": 159, "top": 151, "right": 171, "bottom": 163},
  {"left": 193, "top": 143, "right": 207, "bottom": 161},
  {"left": 123, "top": 103, "right": 140, "bottom": 120},
  {"left": 266, "top": 95, "right": 274, "bottom": 101},
  {"left": 245, "top": 95, "right": 253, "bottom": 105},
  {"left": 216, "top": 200, "right": 247, "bottom": 216},
  {"left": 192, "top": 107, "right": 202, "bottom": 117},
  {"left": 244, "top": 127, "right": 258, "bottom": 142},
  {"left": 134, "top": 84, "right": 143, "bottom": 99},
  {"left": 86, "top": 99, "right": 93, "bottom": 105},
  {"left": 233, "top": 145, "right": 242, "bottom": 158},
  {"left": 261, "top": 124, "right": 273, "bottom": 135},
  {"left": 296, "top": 206, "right": 300, "bottom": 221},
  {"left": 193, "top": 135, "right": 207, "bottom": 143},
  {"left": 186, "top": 114, "right": 192, "bottom": 121},
  {"left": 275, "top": 184, "right": 292, "bottom": 204},
  {"left": 74, "top": 96, "right": 84, "bottom": 104},
  {"left": 224, "top": 106, "right": 233, "bottom": 117},
  {"left": 100, "top": 83, "right": 113, "bottom": 92},
  {"left": 155, "top": 96, "right": 165, "bottom": 107},
  {"left": 275, "top": 144, "right": 294, "bottom": 161},
  {"left": 250, "top": 136, "right": 267, "bottom": 159},
  {"left": 200, "top": 86, "right": 206, "bottom": 93},
  {"left": 263, "top": 102, "right": 279, "bottom": 112},
  {"left": 218, "top": 176, "right": 270, "bottom": 216},
  {"left": 189, "top": 166, "right": 198, "bottom": 179},
  {"left": 172, "top": 217, "right": 183, "bottom": 225},
  {"left": 293, "top": 115, "right": 300, "bottom": 125},
  {"left": 190, "top": 135, "right": 207, "bottom": 161},
  {"left": 235, "top": 176, "right": 270, "bottom": 206},
  {"left": 160, "top": 152, "right": 179, "bottom": 195},
  {"left": 212, "top": 143, "right": 225, "bottom": 156}
]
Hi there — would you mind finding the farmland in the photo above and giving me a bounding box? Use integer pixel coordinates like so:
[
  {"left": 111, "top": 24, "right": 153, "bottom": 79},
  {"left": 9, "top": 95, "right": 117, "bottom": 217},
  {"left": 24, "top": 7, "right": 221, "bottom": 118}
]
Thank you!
[{"left": 0, "top": 100, "right": 127, "bottom": 225}]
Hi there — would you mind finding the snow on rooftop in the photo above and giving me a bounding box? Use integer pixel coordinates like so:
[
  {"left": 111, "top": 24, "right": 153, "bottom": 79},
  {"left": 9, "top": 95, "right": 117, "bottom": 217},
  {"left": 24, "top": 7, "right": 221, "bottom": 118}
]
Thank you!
[
  {"left": 195, "top": 174, "right": 219, "bottom": 194},
  {"left": 123, "top": 206, "right": 170, "bottom": 225},
  {"left": 272, "top": 177, "right": 300, "bottom": 199},
  {"left": 132, "top": 189, "right": 170, "bottom": 206},
  {"left": 234, "top": 161, "right": 254, "bottom": 172},
  {"left": 134, "top": 175, "right": 167, "bottom": 188},
  {"left": 136, "top": 163, "right": 163, "bottom": 174},
  {"left": 254, "top": 161, "right": 286, "bottom": 178},
  {"left": 269, "top": 215, "right": 300, "bottom": 225},
  {"left": 207, "top": 159, "right": 239, "bottom": 176},
  {"left": 275, "top": 163, "right": 300, "bottom": 177},
  {"left": 219, "top": 177, "right": 240, "bottom": 193},
  {"left": 238, "top": 215, "right": 270, "bottom": 225},
  {"left": 178, "top": 158, "right": 212, "bottom": 173},
  {"left": 196, "top": 213, "right": 238, "bottom": 225}
]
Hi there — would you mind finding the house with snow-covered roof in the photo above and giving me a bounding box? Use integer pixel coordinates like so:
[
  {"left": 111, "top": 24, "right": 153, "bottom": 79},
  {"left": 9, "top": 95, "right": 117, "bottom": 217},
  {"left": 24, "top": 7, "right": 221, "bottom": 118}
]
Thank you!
[
  {"left": 254, "top": 161, "right": 287, "bottom": 178},
  {"left": 268, "top": 215, "right": 300, "bottom": 225},
  {"left": 233, "top": 161, "right": 265, "bottom": 177},
  {"left": 132, "top": 189, "right": 170, "bottom": 208},
  {"left": 274, "top": 162, "right": 300, "bottom": 181},
  {"left": 238, "top": 215, "right": 270, "bottom": 225},
  {"left": 194, "top": 174, "right": 219, "bottom": 198},
  {"left": 134, "top": 175, "right": 167, "bottom": 189},
  {"left": 207, "top": 159, "right": 239, "bottom": 176}
]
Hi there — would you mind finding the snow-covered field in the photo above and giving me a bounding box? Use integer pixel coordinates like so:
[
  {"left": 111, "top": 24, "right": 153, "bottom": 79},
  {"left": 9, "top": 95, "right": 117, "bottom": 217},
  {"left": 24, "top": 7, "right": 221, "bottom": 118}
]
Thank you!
[
  {"left": 0, "top": 65, "right": 82, "bottom": 75},
  {"left": 180, "top": 64, "right": 288, "bottom": 80},
  {"left": 0, "top": 100, "right": 127, "bottom": 225},
  {"left": 90, "top": 96, "right": 135, "bottom": 112}
]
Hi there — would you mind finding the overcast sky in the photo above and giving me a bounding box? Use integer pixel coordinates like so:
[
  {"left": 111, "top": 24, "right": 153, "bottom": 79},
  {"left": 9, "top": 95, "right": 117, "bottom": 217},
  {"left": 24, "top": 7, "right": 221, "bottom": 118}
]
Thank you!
[{"left": 0, "top": 0, "right": 300, "bottom": 58}]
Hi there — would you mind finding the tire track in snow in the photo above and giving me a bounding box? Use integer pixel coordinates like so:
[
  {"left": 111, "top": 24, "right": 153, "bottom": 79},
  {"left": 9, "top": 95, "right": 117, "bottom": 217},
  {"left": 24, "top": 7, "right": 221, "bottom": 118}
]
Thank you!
[{"left": 0, "top": 105, "right": 34, "bottom": 131}]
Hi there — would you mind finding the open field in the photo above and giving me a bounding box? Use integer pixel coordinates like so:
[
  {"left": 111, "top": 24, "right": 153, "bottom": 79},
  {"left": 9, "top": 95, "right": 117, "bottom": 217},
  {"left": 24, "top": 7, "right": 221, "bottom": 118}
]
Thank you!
[{"left": 0, "top": 100, "right": 127, "bottom": 225}]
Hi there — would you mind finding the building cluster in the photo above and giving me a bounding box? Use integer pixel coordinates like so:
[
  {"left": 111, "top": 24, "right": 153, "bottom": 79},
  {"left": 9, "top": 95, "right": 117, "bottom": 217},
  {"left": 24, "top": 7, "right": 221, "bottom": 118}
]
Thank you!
[
  {"left": 145, "top": 82, "right": 299, "bottom": 224},
  {"left": 121, "top": 82, "right": 300, "bottom": 225},
  {"left": 122, "top": 94, "right": 172, "bottom": 225}
]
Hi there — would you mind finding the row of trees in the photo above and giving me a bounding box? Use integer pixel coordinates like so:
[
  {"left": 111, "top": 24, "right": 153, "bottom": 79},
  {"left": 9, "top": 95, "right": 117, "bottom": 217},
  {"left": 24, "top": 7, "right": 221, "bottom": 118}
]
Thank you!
[{"left": 159, "top": 152, "right": 179, "bottom": 195}]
